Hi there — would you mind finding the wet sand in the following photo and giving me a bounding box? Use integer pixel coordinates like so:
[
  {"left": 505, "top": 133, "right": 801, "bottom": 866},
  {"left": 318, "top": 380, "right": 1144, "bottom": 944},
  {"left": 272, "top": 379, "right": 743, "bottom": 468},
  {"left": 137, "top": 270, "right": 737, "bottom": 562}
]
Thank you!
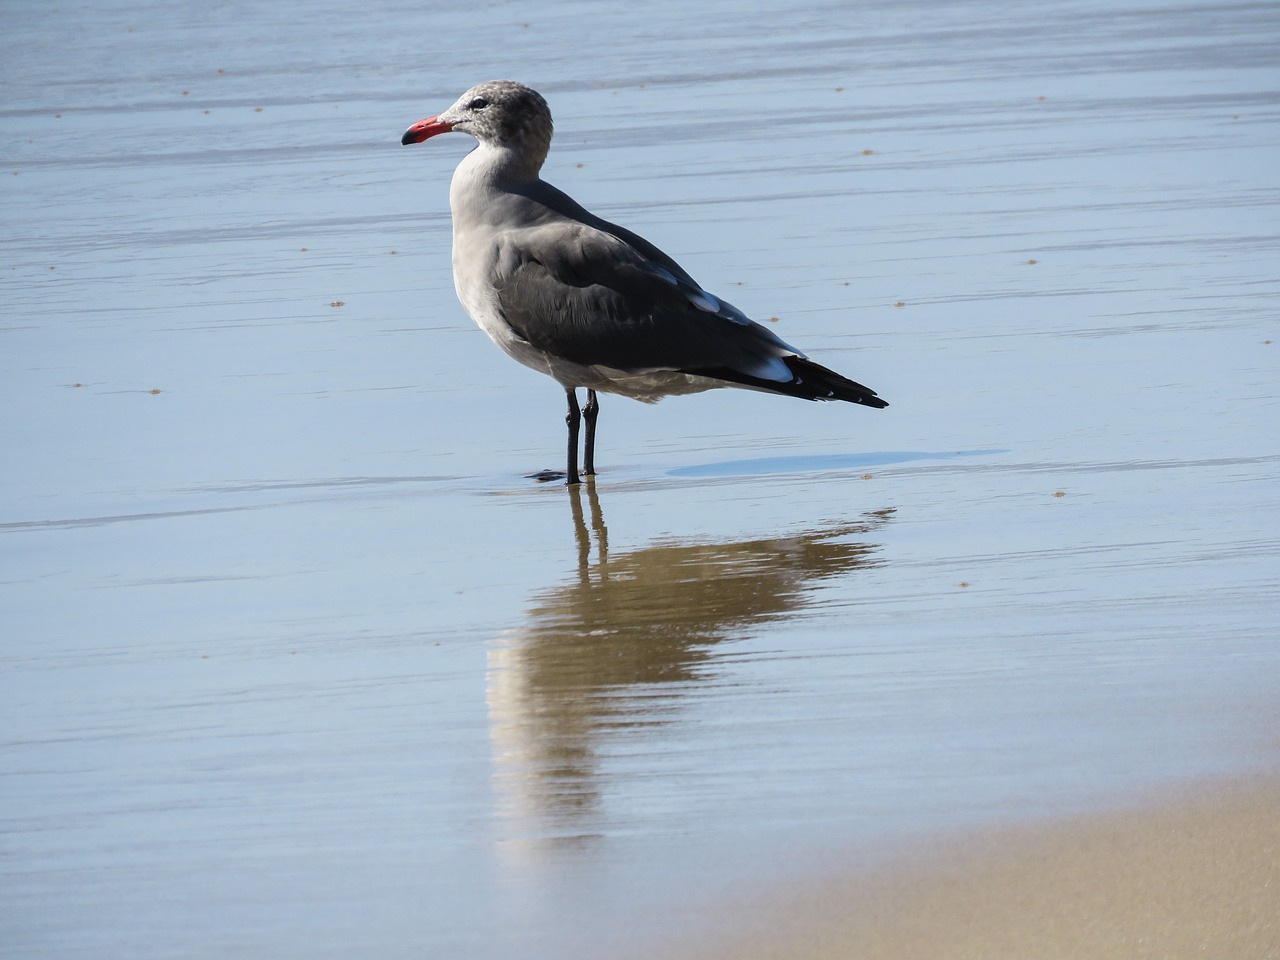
[
  {"left": 5, "top": 2, "right": 1279, "bottom": 956},
  {"left": 676, "top": 775, "right": 1280, "bottom": 960}
]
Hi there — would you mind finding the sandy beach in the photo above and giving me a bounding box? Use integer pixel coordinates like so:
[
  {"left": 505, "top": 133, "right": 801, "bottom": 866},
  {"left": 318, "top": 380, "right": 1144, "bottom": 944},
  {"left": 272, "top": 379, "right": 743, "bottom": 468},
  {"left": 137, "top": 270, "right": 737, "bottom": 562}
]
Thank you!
[{"left": 674, "top": 775, "right": 1280, "bottom": 960}]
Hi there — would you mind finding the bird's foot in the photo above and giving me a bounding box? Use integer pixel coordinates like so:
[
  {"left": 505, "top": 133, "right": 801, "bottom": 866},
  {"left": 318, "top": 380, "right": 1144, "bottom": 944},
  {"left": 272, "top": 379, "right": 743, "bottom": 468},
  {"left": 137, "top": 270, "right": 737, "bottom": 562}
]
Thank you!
[{"left": 526, "top": 469, "right": 569, "bottom": 483}]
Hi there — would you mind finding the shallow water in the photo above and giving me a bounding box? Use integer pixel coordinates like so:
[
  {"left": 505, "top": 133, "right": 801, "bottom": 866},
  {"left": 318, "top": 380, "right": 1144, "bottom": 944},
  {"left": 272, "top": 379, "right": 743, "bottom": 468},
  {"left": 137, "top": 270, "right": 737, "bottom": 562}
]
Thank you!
[{"left": 2, "top": 1, "right": 1278, "bottom": 957}]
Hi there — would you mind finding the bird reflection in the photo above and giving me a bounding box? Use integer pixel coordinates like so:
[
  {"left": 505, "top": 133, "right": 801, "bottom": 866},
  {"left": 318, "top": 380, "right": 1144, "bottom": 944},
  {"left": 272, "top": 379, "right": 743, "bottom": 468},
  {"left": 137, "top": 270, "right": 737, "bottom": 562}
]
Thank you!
[{"left": 487, "top": 484, "right": 893, "bottom": 850}]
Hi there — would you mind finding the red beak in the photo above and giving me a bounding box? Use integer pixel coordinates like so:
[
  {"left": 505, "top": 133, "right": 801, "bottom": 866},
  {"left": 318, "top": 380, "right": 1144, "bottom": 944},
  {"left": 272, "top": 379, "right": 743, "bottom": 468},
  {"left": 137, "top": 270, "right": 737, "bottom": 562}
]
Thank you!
[{"left": 401, "top": 115, "right": 455, "bottom": 145}]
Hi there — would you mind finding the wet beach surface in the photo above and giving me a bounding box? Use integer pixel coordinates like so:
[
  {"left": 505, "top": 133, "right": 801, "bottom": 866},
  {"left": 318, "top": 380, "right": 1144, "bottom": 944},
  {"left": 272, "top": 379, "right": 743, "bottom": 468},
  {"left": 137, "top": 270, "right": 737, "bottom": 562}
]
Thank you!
[{"left": 3, "top": 1, "right": 1278, "bottom": 956}]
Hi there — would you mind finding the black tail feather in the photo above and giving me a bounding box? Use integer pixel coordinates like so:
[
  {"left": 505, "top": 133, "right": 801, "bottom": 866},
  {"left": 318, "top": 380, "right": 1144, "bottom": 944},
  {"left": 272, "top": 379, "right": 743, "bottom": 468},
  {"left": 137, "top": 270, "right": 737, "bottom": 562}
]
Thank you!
[{"left": 689, "top": 356, "right": 888, "bottom": 408}]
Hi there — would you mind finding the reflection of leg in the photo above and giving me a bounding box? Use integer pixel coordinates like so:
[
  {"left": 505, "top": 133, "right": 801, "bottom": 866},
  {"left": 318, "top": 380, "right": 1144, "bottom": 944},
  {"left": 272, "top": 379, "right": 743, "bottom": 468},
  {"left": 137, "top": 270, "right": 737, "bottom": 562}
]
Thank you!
[
  {"left": 582, "top": 389, "right": 599, "bottom": 477},
  {"left": 564, "top": 388, "right": 582, "bottom": 486},
  {"left": 585, "top": 476, "right": 608, "bottom": 570},
  {"left": 567, "top": 483, "right": 590, "bottom": 581}
]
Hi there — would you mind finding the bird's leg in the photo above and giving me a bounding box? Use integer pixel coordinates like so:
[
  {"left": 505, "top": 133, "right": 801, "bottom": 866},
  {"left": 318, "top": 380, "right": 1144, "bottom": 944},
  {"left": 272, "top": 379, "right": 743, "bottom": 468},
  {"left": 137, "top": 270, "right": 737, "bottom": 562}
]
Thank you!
[
  {"left": 564, "top": 388, "right": 582, "bottom": 486},
  {"left": 582, "top": 389, "right": 599, "bottom": 477}
]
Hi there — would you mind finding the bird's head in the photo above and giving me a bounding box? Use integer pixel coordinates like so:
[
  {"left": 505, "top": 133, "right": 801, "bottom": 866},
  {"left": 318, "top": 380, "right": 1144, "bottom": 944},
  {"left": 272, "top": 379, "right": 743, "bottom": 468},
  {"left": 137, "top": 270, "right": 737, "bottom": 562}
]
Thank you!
[{"left": 401, "top": 80, "right": 553, "bottom": 158}]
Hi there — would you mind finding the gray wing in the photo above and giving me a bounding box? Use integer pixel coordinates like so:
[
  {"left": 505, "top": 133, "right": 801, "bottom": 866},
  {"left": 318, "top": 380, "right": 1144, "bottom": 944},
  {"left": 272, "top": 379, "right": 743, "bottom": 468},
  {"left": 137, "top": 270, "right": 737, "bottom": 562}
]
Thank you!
[{"left": 491, "top": 215, "right": 798, "bottom": 383}]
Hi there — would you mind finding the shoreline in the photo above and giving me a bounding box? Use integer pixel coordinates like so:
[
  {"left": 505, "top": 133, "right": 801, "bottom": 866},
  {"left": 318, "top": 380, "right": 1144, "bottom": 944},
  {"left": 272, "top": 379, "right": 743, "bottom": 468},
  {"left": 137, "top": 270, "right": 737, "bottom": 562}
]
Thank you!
[{"left": 666, "top": 774, "right": 1280, "bottom": 960}]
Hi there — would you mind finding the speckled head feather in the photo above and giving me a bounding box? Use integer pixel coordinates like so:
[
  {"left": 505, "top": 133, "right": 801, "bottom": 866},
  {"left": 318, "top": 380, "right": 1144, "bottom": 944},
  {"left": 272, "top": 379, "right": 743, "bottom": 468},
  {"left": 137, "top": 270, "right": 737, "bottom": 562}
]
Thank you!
[{"left": 441, "top": 80, "right": 553, "bottom": 156}]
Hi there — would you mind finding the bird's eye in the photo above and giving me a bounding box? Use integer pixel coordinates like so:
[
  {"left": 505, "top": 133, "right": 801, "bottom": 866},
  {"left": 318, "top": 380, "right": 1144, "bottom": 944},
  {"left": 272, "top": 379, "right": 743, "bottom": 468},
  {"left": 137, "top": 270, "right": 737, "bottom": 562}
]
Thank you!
[{"left": 467, "top": 97, "right": 489, "bottom": 110}]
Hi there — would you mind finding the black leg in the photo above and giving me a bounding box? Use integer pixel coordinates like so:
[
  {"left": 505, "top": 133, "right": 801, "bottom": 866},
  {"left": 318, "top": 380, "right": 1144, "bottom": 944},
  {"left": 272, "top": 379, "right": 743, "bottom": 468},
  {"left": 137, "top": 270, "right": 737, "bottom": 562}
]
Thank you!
[
  {"left": 582, "top": 389, "right": 599, "bottom": 477},
  {"left": 564, "top": 388, "right": 582, "bottom": 486}
]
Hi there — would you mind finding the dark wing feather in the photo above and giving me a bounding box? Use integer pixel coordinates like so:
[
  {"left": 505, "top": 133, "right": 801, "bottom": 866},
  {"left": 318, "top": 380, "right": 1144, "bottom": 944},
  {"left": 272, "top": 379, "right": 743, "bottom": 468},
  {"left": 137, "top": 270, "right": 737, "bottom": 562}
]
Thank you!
[
  {"left": 487, "top": 180, "right": 886, "bottom": 407},
  {"left": 509, "top": 180, "right": 707, "bottom": 291},
  {"left": 689, "top": 356, "right": 889, "bottom": 408},
  {"left": 493, "top": 219, "right": 794, "bottom": 380}
]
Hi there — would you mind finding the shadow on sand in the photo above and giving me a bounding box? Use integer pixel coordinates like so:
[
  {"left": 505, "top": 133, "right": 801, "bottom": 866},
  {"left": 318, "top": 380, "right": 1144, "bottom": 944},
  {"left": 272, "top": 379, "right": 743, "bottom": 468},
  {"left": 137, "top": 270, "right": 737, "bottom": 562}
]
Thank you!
[{"left": 670, "top": 449, "right": 1004, "bottom": 478}]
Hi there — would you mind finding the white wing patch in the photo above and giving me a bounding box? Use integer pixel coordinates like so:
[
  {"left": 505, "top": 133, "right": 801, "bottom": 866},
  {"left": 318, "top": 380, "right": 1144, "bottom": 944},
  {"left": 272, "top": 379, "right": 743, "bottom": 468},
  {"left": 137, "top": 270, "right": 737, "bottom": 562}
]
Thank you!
[
  {"left": 648, "top": 263, "right": 680, "bottom": 286},
  {"left": 739, "top": 353, "right": 792, "bottom": 383},
  {"left": 641, "top": 259, "right": 725, "bottom": 315},
  {"left": 685, "top": 288, "right": 721, "bottom": 313}
]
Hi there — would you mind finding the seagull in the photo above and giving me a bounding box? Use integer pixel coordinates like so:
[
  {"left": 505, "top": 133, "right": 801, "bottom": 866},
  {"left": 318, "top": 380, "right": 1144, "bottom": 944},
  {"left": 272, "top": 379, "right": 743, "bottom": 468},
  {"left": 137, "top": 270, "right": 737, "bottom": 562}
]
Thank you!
[{"left": 401, "top": 80, "right": 887, "bottom": 485}]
